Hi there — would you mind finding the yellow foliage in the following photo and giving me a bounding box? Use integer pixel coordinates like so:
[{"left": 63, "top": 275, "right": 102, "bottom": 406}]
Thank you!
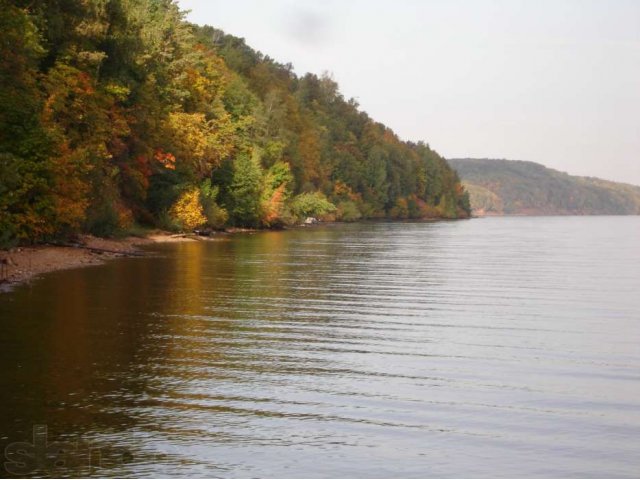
[
  {"left": 170, "top": 188, "right": 206, "bottom": 231},
  {"left": 167, "top": 112, "right": 209, "bottom": 159},
  {"left": 165, "top": 112, "right": 236, "bottom": 178},
  {"left": 176, "top": 47, "right": 228, "bottom": 107}
]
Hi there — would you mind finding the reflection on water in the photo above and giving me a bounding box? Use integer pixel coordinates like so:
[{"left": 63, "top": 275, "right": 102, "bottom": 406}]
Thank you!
[{"left": 1, "top": 217, "right": 640, "bottom": 477}]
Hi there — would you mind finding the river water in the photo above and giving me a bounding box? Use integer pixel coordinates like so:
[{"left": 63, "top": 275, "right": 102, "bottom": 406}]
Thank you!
[{"left": 1, "top": 217, "right": 639, "bottom": 477}]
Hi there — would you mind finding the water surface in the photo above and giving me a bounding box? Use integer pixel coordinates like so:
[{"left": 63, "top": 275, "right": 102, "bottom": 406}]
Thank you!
[{"left": 1, "top": 217, "right": 639, "bottom": 477}]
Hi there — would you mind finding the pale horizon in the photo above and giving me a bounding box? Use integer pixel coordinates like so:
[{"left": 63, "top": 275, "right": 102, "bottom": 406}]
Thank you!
[{"left": 178, "top": 0, "right": 640, "bottom": 186}]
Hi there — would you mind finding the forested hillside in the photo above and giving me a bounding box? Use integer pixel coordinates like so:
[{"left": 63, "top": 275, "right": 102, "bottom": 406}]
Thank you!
[
  {"left": 0, "top": 0, "right": 469, "bottom": 247},
  {"left": 449, "top": 158, "right": 640, "bottom": 216}
]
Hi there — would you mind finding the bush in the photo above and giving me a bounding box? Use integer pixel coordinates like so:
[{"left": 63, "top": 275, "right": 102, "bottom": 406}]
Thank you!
[
  {"left": 203, "top": 202, "right": 228, "bottom": 229},
  {"left": 200, "top": 180, "right": 228, "bottom": 229},
  {"left": 290, "top": 192, "right": 336, "bottom": 219},
  {"left": 157, "top": 210, "right": 181, "bottom": 232},
  {"left": 85, "top": 201, "right": 120, "bottom": 237},
  {"left": 336, "top": 200, "right": 361, "bottom": 222},
  {"left": 169, "top": 188, "right": 207, "bottom": 231}
]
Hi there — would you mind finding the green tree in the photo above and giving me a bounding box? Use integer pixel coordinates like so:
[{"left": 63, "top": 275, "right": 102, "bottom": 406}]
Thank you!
[
  {"left": 291, "top": 192, "right": 336, "bottom": 219},
  {"left": 227, "top": 151, "right": 263, "bottom": 226}
]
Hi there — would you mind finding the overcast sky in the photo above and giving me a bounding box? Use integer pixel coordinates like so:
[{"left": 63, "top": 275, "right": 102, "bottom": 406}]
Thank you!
[{"left": 177, "top": 0, "right": 640, "bottom": 185}]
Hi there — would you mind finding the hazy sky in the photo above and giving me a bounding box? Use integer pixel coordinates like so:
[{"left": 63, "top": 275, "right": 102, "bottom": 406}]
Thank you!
[{"left": 178, "top": 0, "right": 640, "bottom": 185}]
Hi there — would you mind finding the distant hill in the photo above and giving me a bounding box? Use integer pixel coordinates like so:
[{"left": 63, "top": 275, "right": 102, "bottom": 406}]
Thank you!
[{"left": 448, "top": 158, "right": 640, "bottom": 216}]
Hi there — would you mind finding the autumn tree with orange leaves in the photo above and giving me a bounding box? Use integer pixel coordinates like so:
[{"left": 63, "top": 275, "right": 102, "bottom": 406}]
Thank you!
[{"left": 0, "top": 0, "right": 469, "bottom": 246}]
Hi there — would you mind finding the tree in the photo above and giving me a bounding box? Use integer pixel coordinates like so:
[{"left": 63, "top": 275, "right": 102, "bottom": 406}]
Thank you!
[
  {"left": 170, "top": 187, "right": 206, "bottom": 231},
  {"left": 0, "top": 2, "right": 51, "bottom": 244},
  {"left": 0, "top": 0, "right": 469, "bottom": 246},
  {"left": 227, "top": 151, "right": 263, "bottom": 226},
  {"left": 260, "top": 160, "right": 293, "bottom": 227},
  {"left": 290, "top": 192, "right": 336, "bottom": 219}
]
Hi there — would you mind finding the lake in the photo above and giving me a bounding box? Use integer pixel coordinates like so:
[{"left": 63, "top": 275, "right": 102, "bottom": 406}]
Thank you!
[{"left": 1, "top": 216, "right": 639, "bottom": 477}]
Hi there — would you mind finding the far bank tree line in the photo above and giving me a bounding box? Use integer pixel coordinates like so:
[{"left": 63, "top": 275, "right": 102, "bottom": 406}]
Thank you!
[{"left": 0, "top": 0, "right": 470, "bottom": 246}]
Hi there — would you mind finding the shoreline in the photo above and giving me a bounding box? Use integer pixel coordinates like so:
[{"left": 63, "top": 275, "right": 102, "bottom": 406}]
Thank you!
[
  {"left": 0, "top": 232, "right": 201, "bottom": 292},
  {"left": 0, "top": 218, "right": 461, "bottom": 292}
]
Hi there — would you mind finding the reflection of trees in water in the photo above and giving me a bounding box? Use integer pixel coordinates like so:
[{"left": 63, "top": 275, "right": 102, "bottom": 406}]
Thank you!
[
  {"left": 0, "top": 257, "right": 172, "bottom": 454},
  {"left": 0, "top": 225, "right": 415, "bottom": 473}
]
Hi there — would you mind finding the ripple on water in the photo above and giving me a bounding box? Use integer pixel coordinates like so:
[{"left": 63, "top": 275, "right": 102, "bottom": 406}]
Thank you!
[{"left": 0, "top": 217, "right": 639, "bottom": 477}]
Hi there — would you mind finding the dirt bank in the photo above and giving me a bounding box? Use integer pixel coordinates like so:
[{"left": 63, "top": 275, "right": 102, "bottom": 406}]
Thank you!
[{"left": 0, "top": 232, "right": 198, "bottom": 292}]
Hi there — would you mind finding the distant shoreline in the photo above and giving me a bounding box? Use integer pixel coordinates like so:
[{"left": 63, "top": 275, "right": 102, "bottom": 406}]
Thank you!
[
  {"left": 471, "top": 211, "right": 640, "bottom": 217},
  {"left": 448, "top": 158, "right": 640, "bottom": 216}
]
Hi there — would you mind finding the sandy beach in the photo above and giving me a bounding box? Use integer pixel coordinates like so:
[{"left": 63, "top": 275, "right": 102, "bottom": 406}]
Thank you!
[{"left": 0, "top": 232, "right": 198, "bottom": 291}]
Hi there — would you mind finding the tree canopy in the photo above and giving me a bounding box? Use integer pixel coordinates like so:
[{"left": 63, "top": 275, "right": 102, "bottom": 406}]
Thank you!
[{"left": 0, "top": 0, "right": 469, "bottom": 246}]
